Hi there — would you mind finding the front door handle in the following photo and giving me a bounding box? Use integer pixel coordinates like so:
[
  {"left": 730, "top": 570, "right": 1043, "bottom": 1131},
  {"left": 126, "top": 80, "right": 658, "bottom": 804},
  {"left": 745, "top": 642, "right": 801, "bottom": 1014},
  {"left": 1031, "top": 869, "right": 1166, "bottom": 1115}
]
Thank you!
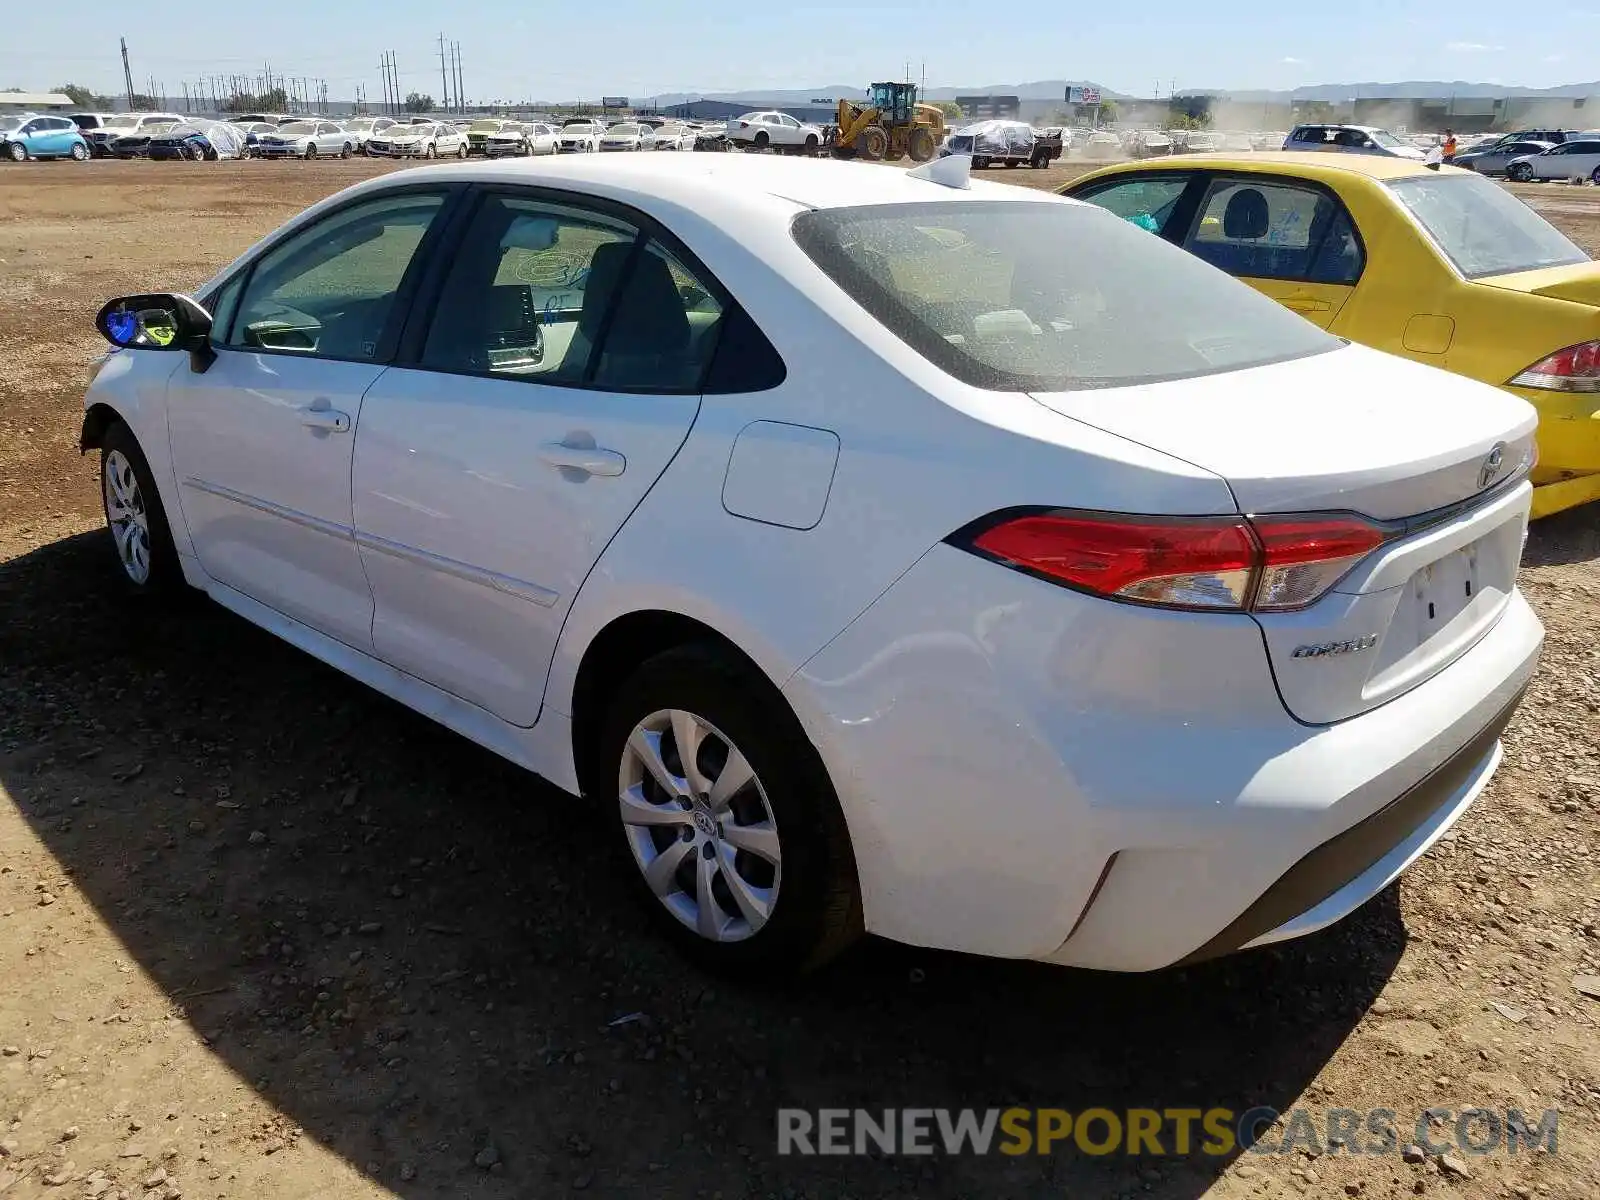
[
  {"left": 539, "top": 441, "right": 626, "bottom": 477},
  {"left": 301, "top": 407, "right": 351, "bottom": 433}
]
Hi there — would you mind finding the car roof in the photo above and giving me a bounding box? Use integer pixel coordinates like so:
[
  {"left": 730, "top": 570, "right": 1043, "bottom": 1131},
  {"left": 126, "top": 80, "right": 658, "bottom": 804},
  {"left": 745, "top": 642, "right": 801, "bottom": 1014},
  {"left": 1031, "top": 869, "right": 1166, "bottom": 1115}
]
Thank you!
[
  {"left": 336, "top": 154, "right": 1068, "bottom": 220},
  {"left": 1077, "top": 150, "right": 1444, "bottom": 182}
]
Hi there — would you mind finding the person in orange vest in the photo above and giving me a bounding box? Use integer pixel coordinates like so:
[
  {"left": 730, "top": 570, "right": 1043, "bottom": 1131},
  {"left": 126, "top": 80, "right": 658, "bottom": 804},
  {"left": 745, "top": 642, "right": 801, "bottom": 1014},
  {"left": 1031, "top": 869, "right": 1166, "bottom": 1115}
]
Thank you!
[{"left": 1442, "top": 129, "right": 1458, "bottom": 159}]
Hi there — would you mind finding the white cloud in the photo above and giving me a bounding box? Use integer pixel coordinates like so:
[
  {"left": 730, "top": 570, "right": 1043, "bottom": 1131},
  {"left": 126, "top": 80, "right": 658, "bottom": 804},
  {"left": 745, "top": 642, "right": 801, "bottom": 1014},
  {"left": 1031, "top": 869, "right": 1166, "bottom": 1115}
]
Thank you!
[
  {"left": 1280, "top": 56, "right": 1306, "bottom": 65},
  {"left": 1446, "top": 40, "right": 1504, "bottom": 52}
]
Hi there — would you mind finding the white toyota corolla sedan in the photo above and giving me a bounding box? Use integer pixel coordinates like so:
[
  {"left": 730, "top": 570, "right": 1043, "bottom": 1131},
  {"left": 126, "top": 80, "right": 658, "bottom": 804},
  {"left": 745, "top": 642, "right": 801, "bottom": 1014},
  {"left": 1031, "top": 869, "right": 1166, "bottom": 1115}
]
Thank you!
[{"left": 82, "top": 154, "right": 1543, "bottom": 977}]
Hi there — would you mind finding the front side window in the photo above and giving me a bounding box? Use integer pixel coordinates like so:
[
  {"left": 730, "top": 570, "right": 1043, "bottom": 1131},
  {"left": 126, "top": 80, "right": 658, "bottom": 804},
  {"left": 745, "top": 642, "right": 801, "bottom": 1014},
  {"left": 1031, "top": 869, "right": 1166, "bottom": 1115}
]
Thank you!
[
  {"left": 1184, "top": 178, "right": 1363, "bottom": 284},
  {"left": 1073, "top": 176, "right": 1192, "bottom": 235},
  {"left": 1388, "top": 173, "right": 1587, "bottom": 279},
  {"left": 422, "top": 194, "right": 726, "bottom": 392},
  {"left": 791, "top": 200, "right": 1338, "bottom": 392},
  {"left": 227, "top": 191, "right": 448, "bottom": 358}
]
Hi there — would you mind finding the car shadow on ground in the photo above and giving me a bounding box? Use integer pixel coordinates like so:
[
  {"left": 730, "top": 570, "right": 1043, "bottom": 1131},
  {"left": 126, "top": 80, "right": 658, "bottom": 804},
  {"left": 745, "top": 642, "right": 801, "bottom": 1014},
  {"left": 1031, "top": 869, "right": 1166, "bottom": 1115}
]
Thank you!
[
  {"left": 1522, "top": 501, "right": 1600, "bottom": 568},
  {"left": 1, "top": 530, "right": 1404, "bottom": 1199}
]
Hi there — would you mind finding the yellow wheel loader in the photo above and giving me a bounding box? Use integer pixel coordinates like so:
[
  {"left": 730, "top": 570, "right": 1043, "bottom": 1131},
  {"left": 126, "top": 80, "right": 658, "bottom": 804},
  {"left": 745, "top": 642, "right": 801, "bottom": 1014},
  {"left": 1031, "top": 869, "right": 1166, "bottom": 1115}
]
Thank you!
[{"left": 827, "top": 82, "right": 945, "bottom": 163}]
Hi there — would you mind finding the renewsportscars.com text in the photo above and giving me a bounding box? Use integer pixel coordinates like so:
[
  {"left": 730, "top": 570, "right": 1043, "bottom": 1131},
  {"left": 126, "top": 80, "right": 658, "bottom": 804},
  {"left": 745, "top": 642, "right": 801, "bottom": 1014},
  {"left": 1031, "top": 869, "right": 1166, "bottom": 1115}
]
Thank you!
[{"left": 777, "top": 1106, "right": 1559, "bottom": 1157}]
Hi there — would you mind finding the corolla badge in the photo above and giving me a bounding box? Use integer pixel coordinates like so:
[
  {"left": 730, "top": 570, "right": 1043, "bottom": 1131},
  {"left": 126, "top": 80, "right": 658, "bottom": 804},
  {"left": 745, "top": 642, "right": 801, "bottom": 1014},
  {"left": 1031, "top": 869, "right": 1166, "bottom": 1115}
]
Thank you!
[
  {"left": 1478, "top": 442, "right": 1507, "bottom": 490},
  {"left": 1292, "top": 634, "right": 1379, "bottom": 660}
]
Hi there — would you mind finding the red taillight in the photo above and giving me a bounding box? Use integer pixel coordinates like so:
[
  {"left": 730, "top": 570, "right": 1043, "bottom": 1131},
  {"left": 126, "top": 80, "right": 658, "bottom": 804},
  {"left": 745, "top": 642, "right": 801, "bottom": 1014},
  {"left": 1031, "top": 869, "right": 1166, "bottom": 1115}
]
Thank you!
[
  {"left": 1509, "top": 340, "right": 1600, "bottom": 393},
  {"left": 957, "top": 510, "right": 1388, "bottom": 612}
]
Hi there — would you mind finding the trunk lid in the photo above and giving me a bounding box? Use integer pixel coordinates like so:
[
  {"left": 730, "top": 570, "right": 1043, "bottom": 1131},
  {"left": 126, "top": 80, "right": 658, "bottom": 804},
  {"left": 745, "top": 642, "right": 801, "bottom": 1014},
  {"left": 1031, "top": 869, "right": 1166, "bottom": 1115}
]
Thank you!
[
  {"left": 1031, "top": 343, "right": 1538, "bottom": 723},
  {"left": 1478, "top": 261, "right": 1600, "bottom": 308}
]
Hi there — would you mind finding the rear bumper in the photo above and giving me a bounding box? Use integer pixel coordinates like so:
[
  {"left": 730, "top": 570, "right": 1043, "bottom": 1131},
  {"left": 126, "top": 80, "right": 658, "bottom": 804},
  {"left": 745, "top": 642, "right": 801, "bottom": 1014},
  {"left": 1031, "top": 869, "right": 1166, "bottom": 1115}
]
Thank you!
[{"left": 787, "top": 544, "right": 1543, "bottom": 970}]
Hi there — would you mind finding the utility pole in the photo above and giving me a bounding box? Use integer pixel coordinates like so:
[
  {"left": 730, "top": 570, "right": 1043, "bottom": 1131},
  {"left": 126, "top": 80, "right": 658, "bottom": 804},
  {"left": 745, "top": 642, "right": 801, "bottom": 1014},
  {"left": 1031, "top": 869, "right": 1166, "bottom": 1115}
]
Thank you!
[
  {"left": 439, "top": 33, "right": 452, "bottom": 112},
  {"left": 121, "top": 37, "right": 136, "bottom": 111},
  {"left": 453, "top": 43, "right": 464, "bottom": 113}
]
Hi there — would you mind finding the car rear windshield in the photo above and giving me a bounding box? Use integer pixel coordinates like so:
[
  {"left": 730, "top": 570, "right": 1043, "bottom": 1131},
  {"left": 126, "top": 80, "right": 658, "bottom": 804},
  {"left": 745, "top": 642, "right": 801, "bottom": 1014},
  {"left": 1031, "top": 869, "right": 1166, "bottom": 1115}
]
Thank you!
[
  {"left": 1388, "top": 173, "right": 1587, "bottom": 279},
  {"left": 790, "top": 200, "right": 1339, "bottom": 391}
]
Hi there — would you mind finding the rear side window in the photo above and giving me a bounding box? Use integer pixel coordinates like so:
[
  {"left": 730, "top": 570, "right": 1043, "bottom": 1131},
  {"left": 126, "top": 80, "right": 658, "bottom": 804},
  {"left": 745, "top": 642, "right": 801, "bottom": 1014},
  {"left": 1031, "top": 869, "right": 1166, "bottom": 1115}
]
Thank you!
[
  {"left": 790, "top": 200, "right": 1339, "bottom": 392},
  {"left": 1073, "top": 176, "right": 1191, "bottom": 235},
  {"left": 1388, "top": 173, "right": 1587, "bottom": 279},
  {"left": 1184, "top": 178, "right": 1364, "bottom": 284}
]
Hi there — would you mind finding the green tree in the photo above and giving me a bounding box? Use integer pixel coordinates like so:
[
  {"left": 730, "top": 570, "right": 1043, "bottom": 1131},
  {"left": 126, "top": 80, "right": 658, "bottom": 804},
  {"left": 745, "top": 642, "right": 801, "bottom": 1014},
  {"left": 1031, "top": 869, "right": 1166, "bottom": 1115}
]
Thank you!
[
  {"left": 128, "top": 93, "right": 158, "bottom": 111},
  {"left": 935, "top": 101, "right": 963, "bottom": 121},
  {"left": 404, "top": 92, "right": 434, "bottom": 113},
  {"left": 56, "top": 83, "right": 115, "bottom": 108},
  {"left": 1097, "top": 99, "right": 1119, "bottom": 124}
]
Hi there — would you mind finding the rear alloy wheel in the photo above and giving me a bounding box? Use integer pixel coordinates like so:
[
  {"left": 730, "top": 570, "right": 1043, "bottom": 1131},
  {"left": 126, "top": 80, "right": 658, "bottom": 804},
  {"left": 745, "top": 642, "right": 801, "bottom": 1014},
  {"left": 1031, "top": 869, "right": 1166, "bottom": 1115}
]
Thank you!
[
  {"left": 425, "top": 142, "right": 436, "bottom": 159},
  {"left": 602, "top": 646, "right": 861, "bottom": 977},
  {"left": 70, "top": 142, "right": 89, "bottom": 161},
  {"left": 304, "top": 142, "right": 316, "bottom": 160},
  {"left": 100, "top": 422, "right": 181, "bottom": 596},
  {"left": 1509, "top": 162, "right": 1532, "bottom": 182},
  {"left": 457, "top": 141, "right": 468, "bottom": 158},
  {"left": 341, "top": 142, "right": 352, "bottom": 158}
]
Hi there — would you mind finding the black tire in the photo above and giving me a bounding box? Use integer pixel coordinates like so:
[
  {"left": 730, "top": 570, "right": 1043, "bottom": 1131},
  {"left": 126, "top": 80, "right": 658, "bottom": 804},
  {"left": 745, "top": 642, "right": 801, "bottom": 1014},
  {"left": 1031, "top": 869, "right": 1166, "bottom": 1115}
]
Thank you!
[
  {"left": 753, "top": 130, "right": 769, "bottom": 150},
  {"left": 425, "top": 142, "right": 436, "bottom": 159},
  {"left": 70, "top": 142, "right": 89, "bottom": 161},
  {"left": 1591, "top": 166, "right": 1600, "bottom": 185},
  {"left": 908, "top": 126, "right": 936, "bottom": 163},
  {"left": 1509, "top": 162, "right": 1532, "bottom": 182},
  {"left": 7, "top": 141, "right": 27, "bottom": 162},
  {"left": 457, "top": 141, "right": 468, "bottom": 158},
  {"left": 804, "top": 133, "right": 818, "bottom": 156},
  {"left": 973, "top": 155, "right": 989, "bottom": 169},
  {"left": 304, "top": 142, "right": 316, "bottom": 160},
  {"left": 597, "top": 644, "right": 862, "bottom": 978},
  {"left": 341, "top": 142, "right": 352, "bottom": 158},
  {"left": 99, "top": 421, "right": 183, "bottom": 597},
  {"left": 857, "top": 125, "right": 889, "bottom": 161}
]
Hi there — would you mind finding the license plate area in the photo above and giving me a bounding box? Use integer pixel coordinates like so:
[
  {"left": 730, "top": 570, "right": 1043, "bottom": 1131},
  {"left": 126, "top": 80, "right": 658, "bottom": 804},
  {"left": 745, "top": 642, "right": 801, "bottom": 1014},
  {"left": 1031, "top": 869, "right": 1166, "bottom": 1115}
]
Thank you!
[{"left": 1408, "top": 540, "right": 1481, "bottom": 643}]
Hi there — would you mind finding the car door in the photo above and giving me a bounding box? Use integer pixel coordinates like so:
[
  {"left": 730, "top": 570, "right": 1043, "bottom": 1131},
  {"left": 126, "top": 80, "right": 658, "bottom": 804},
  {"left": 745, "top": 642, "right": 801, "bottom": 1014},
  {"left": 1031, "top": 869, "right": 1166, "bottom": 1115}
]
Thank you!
[
  {"left": 351, "top": 188, "right": 727, "bottom": 725},
  {"left": 1560, "top": 139, "right": 1600, "bottom": 179},
  {"left": 166, "top": 186, "right": 457, "bottom": 649},
  {"left": 1173, "top": 174, "right": 1364, "bottom": 328}
]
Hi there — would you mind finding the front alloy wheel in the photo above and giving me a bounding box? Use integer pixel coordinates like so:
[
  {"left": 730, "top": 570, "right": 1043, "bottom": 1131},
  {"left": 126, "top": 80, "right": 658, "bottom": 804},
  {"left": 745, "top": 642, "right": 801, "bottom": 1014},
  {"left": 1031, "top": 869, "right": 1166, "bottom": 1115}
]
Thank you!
[
  {"left": 620, "top": 709, "right": 781, "bottom": 942},
  {"left": 103, "top": 449, "right": 152, "bottom": 585}
]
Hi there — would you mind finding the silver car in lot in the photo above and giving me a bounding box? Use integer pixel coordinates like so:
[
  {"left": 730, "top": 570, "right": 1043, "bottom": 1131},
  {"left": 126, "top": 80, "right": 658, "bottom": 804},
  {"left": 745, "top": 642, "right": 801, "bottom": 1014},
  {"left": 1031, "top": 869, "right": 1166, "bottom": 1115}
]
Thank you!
[
  {"left": 257, "top": 120, "right": 355, "bottom": 159},
  {"left": 341, "top": 117, "right": 398, "bottom": 154},
  {"left": 1505, "top": 138, "right": 1600, "bottom": 183}
]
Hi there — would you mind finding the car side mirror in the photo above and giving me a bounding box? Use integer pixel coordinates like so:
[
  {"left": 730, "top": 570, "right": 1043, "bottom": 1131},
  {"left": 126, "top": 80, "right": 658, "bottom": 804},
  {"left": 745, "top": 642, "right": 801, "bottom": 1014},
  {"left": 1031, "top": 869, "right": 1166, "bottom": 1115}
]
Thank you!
[{"left": 95, "top": 293, "right": 217, "bottom": 371}]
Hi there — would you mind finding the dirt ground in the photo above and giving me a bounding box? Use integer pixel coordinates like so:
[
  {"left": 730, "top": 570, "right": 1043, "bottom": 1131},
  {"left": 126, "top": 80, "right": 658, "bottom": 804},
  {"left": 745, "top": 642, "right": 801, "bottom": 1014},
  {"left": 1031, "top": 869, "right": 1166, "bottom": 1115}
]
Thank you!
[{"left": 1, "top": 158, "right": 1598, "bottom": 1200}]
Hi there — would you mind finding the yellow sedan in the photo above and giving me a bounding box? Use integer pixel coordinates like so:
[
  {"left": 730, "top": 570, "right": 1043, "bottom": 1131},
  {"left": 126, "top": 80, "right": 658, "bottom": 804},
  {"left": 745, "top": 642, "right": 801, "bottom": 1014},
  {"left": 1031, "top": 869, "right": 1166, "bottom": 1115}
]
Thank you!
[{"left": 1061, "top": 154, "right": 1600, "bottom": 517}]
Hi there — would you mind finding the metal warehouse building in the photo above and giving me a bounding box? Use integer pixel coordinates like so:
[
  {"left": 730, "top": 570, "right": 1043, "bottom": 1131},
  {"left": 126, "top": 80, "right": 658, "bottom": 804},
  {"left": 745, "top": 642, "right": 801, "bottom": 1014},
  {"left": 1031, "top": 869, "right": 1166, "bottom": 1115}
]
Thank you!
[
  {"left": 664, "top": 99, "right": 841, "bottom": 125},
  {"left": 0, "top": 92, "right": 72, "bottom": 113}
]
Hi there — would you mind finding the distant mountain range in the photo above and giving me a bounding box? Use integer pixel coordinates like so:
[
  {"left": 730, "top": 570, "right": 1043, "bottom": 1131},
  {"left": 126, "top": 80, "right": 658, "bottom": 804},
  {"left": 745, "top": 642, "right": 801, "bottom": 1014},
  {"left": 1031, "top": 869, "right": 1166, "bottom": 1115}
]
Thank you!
[
  {"left": 650, "top": 81, "right": 1121, "bottom": 105},
  {"left": 651, "top": 79, "right": 1599, "bottom": 105}
]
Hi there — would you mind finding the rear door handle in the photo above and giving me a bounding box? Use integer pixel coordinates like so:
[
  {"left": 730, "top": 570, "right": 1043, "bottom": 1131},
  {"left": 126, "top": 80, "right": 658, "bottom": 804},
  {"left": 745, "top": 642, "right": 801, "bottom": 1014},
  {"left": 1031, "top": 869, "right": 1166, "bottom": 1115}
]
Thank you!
[
  {"left": 1282, "top": 296, "right": 1332, "bottom": 314},
  {"left": 539, "top": 442, "right": 626, "bottom": 477},
  {"left": 301, "top": 406, "right": 351, "bottom": 432}
]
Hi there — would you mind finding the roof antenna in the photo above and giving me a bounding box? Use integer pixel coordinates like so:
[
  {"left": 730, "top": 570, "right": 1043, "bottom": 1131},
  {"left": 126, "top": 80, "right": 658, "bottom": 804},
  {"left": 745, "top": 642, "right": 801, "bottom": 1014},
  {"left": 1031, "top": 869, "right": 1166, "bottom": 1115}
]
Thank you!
[{"left": 906, "top": 152, "right": 970, "bottom": 189}]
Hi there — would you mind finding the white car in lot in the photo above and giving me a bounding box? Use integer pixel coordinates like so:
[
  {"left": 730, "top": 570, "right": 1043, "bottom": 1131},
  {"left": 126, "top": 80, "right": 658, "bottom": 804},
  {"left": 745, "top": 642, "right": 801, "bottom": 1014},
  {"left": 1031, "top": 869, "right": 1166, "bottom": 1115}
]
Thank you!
[
  {"left": 83, "top": 154, "right": 1541, "bottom": 977},
  {"left": 598, "top": 122, "right": 649, "bottom": 152},
  {"left": 257, "top": 120, "right": 355, "bottom": 159},
  {"left": 366, "top": 122, "right": 468, "bottom": 159},
  {"left": 647, "top": 124, "right": 696, "bottom": 151},
  {"left": 555, "top": 122, "right": 602, "bottom": 153},
  {"left": 484, "top": 122, "right": 560, "bottom": 157},
  {"left": 342, "top": 117, "right": 398, "bottom": 154},
  {"left": 725, "top": 110, "right": 824, "bottom": 153},
  {"left": 1505, "top": 138, "right": 1600, "bottom": 184}
]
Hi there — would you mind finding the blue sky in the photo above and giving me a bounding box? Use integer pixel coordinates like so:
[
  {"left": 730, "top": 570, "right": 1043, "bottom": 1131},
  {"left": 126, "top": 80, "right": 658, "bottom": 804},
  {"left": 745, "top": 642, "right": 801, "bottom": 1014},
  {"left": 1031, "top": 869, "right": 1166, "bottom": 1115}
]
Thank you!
[{"left": 2, "top": 2, "right": 1594, "bottom": 103}]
